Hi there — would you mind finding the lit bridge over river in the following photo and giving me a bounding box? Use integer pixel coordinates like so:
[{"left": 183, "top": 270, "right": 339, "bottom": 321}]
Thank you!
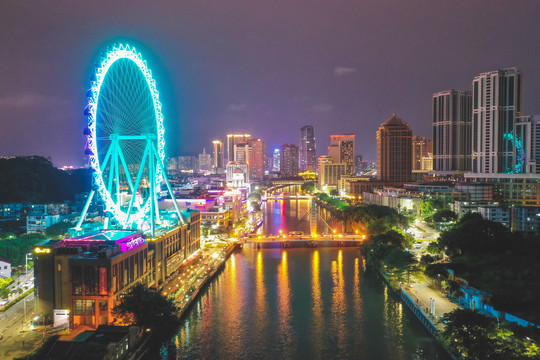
[{"left": 238, "top": 234, "right": 366, "bottom": 249}]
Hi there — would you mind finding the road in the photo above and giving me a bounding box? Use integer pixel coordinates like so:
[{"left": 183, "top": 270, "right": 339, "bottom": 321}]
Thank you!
[{"left": 0, "top": 292, "right": 48, "bottom": 360}]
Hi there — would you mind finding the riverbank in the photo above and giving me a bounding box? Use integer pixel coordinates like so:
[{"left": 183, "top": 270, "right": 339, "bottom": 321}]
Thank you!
[{"left": 376, "top": 269, "right": 458, "bottom": 360}]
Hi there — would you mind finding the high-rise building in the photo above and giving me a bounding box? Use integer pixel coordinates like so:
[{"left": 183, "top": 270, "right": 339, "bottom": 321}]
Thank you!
[
  {"left": 318, "top": 155, "right": 346, "bottom": 188},
  {"left": 432, "top": 90, "right": 472, "bottom": 172},
  {"left": 354, "top": 155, "right": 363, "bottom": 175},
  {"left": 233, "top": 142, "right": 250, "bottom": 163},
  {"left": 299, "top": 125, "right": 316, "bottom": 171},
  {"left": 272, "top": 148, "right": 280, "bottom": 172},
  {"left": 329, "top": 134, "right": 355, "bottom": 175},
  {"left": 227, "top": 134, "right": 252, "bottom": 162},
  {"left": 212, "top": 140, "right": 225, "bottom": 171},
  {"left": 471, "top": 68, "right": 523, "bottom": 174},
  {"left": 248, "top": 138, "right": 266, "bottom": 181},
  {"left": 198, "top": 148, "right": 212, "bottom": 172},
  {"left": 514, "top": 115, "right": 540, "bottom": 174},
  {"left": 412, "top": 136, "right": 433, "bottom": 171},
  {"left": 376, "top": 113, "right": 412, "bottom": 182},
  {"left": 280, "top": 144, "right": 299, "bottom": 177}
]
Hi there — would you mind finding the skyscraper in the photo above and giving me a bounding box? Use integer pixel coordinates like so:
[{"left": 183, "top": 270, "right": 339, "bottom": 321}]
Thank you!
[
  {"left": 227, "top": 134, "right": 252, "bottom": 162},
  {"left": 198, "top": 148, "right": 212, "bottom": 172},
  {"left": 329, "top": 134, "right": 355, "bottom": 175},
  {"left": 471, "top": 68, "right": 522, "bottom": 174},
  {"left": 299, "top": 125, "right": 316, "bottom": 171},
  {"left": 432, "top": 90, "right": 472, "bottom": 172},
  {"left": 280, "top": 144, "right": 299, "bottom": 177},
  {"left": 212, "top": 140, "right": 225, "bottom": 170},
  {"left": 272, "top": 148, "right": 280, "bottom": 172},
  {"left": 377, "top": 113, "right": 412, "bottom": 182},
  {"left": 248, "top": 138, "right": 266, "bottom": 181},
  {"left": 514, "top": 115, "right": 540, "bottom": 174},
  {"left": 412, "top": 136, "right": 433, "bottom": 171}
]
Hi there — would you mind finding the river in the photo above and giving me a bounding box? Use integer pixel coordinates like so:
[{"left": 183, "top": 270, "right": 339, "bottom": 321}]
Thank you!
[{"left": 167, "top": 199, "right": 450, "bottom": 359}]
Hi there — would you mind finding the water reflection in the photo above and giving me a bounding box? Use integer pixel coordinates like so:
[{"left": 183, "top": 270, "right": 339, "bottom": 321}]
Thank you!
[
  {"left": 277, "top": 250, "right": 294, "bottom": 357},
  {"left": 311, "top": 250, "right": 324, "bottom": 355},
  {"left": 172, "top": 247, "right": 449, "bottom": 360}
]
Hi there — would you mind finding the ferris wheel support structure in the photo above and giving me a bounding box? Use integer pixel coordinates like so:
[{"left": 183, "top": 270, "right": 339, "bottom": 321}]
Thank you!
[{"left": 75, "top": 44, "right": 183, "bottom": 237}]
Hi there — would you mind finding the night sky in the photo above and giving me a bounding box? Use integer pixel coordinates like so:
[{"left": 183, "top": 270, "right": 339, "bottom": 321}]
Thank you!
[{"left": 1, "top": 0, "right": 540, "bottom": 166}]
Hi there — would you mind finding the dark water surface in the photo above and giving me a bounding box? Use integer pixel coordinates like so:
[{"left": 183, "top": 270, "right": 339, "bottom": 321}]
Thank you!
[
  {"left": 166, "top": 199, "right": 449, "bottom": 359},
  {"left": 170, "top": 248, "right": 449, "bottom": 360}
]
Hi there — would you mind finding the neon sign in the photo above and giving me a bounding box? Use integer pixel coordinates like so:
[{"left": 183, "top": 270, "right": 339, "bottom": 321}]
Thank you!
[{"left": 34, "top": 247, "right": 51, "bottom": 254}]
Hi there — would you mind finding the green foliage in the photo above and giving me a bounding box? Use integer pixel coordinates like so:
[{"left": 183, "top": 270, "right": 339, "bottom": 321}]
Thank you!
[
  {"left": 329, "top": 188, "right": 340, "bottom": 196},
  {"left": 420, "top": 199, "right": 443, "bottom": 219},
  {"left": 45, "top": 221, "right": 74, "bottom": 238},
  {"left": 441, "top": 309, "right": 540, "bottom": 360},
  {"left": 434, "top": 212, "right": 540, "bottom": 323},
  {"left": 0, "top": 288, "right": 33, "bottom": 312},
  {"left": 0, "top": 277, "right": 13, "bottom": 299},
  {"left": 431, "top": 209, "right": 457, "bottom": 223},
  {"left": 300, "top": 181, "right": 315, "bottom": 194},
  {"left": 0, "top": 233, "right": 46, "bottom": 266},
  {"left": 362, "top": 227, "right": 418, "bottom": 281},
  {"left": 0, "top": 156, "right": 91, "bottom": 203},
  {"left": 112, "top": 283, "right": 181, "bottom": 349}
]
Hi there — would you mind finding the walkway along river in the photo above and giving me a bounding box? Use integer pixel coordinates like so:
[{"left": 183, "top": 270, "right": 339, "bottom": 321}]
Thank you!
[{"left": 164, "top": 199, "right": 450, "bottom": 359}]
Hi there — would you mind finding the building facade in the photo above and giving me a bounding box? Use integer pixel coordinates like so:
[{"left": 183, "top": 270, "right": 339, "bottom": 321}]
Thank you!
[
  {"left": 272, "top": 148, "right": 280, "bottom": 172},
  {"left": 329, "top": 134, "right": 355, "bottom": 176},
  {"left": 471, "top": 68, "right": 523, "bottom": 174},
  {"left": 432, "top": 90, "right": 472, "bottom": 172},
  {"left": 248, "top": 138, "right": 266, "bottom": 181},
  {"left": 280, "top": 144, "right": 299, "bottom": 177},
  {"left": 299, "top": 125, "right": 316, "bottom": 172},
  {"left": 226, "top": 134, "right": 252, "bottom": 162},
  {"left": 376, "top": 113, "right": 413, "bottom": 183},
  {"left": 412, "top": 136, "right": 433, "bottom": 171},
  {"left": 212, "top": 140, "right": 225, "bottom": 172}
]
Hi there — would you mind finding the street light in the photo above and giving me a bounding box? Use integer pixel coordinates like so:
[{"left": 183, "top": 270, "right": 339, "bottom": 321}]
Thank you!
[{"left": 25, "top": 253, "right": 32, "bottom": 275}]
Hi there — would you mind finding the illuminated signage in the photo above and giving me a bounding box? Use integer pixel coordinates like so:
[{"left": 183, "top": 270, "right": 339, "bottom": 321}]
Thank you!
[
  {"left": 119, "top": 236, "right": 145, "bottom": 252},
  {"left": 34, "top": 247, "right": 51, "bottom": 254}
]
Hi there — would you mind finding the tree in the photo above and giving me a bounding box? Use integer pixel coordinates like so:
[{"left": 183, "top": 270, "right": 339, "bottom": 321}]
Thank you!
[
  {"left": 432, "top": 209, "right": 457, "bottom": 223},
  {"left": 420, "top": 199, "right": 443, "bottom": 219},
  {"left": 45, "top": 221, "right": 74, "bottom": 238},
  {"left": 300, "top": 181, "right": 315, "bottom": 194},
  {"left": 329, "top": 189, "right": 340, "bottom": 197},
  {"left": 112, "top": 283, "right": 181, "bottom": 350}
]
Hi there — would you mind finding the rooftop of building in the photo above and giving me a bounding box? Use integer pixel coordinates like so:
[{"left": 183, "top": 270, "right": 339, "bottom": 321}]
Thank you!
[{"left": 380, "top": 112, "right": 411, "bottom": 129}]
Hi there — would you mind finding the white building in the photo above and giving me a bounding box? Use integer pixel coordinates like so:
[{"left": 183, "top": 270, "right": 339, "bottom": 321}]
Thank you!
[
  {"left": 471, "top": 68, "right": 522, "bottom": 174},
  {"left": 0, "top": 259, "right": 11, "bottom": 278}
]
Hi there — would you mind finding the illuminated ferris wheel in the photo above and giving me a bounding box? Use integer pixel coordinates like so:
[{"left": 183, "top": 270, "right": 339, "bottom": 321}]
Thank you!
[{"left": 77, "top": 44, "right": 182, "bottom": 234}]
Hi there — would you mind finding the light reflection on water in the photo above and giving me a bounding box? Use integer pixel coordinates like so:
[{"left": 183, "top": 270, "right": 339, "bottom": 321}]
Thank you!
[{"left": 171, "top": 248, "right": 449, "bottom": 360}]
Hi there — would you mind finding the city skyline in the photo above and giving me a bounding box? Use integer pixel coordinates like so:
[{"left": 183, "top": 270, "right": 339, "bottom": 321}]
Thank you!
[{"left": 2, "top": 1, "right": 540, "bottom": 166}]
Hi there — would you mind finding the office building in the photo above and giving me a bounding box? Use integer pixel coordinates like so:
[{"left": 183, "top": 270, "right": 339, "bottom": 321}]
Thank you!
[
  {"left": 329, "top": 134, "right": 356, "bottom": 175},
  {"left": 318, "top": 156, "right": 346, "bottom": 188},
  {"left": 471, "top": 68, "right": 522, "bottom": 174},
  {"left": 272, "top": 148, "right": 280, "bottom": 172},
  {"left": 280, "top": 144, "right": 299, "bottom": 177},
  {"left": 248, "top": 138, "right": 266, "bottom": 181},
  {"left": 198, "top": 148, "right": 212, "bottom": 172},
  {"left": 212, "top": 140, "right": 225, "bottom": 172},
  {"left": 412, "top": 136, "right": 433, "bottom": 171},
  {"left": 299, "top": 125, "right": 316, "bottom": 171},
  {"left": 432, "top": 90, "right": 472, "bottom": 172},
  {"left": 227, "top": 134, "right": 252, "bottom": 162},
  {"left": 376, "top": 113, "right": 412, "bottom": 182}
]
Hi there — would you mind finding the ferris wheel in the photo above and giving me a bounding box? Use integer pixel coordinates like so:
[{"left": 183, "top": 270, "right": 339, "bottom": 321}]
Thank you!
[{"left": 76, "top": 44, "right": 182, "bottom": 234}]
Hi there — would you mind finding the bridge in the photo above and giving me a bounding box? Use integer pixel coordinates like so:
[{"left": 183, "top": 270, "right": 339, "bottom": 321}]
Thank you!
[
  {"left": 238, "top": 234, "right": 365, "bottom": 249},
  {"left": 263, "top": 179, "right": 311, "bottom": 198}
]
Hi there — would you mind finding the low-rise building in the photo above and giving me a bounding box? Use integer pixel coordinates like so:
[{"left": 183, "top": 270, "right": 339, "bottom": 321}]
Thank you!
[
  {"left": 27, "top": 213, "right": 61, "bottom": 233},
  {"left": 0, "top": 259, "right": 11, "bottom": 278}
]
